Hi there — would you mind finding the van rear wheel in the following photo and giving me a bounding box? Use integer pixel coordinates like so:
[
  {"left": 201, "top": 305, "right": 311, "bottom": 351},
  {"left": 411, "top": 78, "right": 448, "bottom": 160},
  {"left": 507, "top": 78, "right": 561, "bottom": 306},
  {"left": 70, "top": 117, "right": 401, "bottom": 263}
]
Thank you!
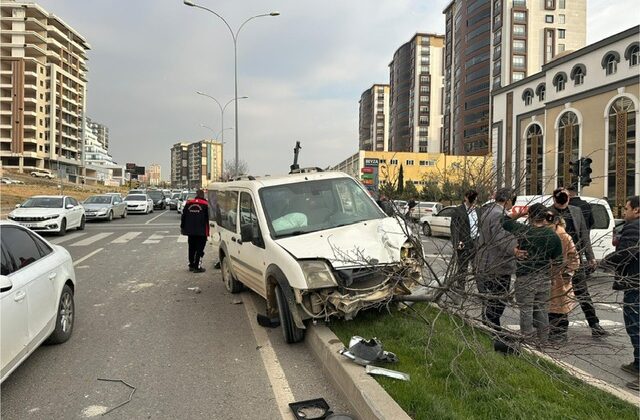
[{"left": 275, "top": 284, "right": 305, "bottom": 344}]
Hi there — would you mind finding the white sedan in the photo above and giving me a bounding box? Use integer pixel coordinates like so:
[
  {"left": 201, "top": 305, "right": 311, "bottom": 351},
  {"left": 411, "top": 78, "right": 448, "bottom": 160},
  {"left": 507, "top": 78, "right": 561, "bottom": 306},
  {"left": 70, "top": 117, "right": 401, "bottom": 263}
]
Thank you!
[
  {"left": 419, "top": 206, "right": 457, "bottom": 237},
  {"left": 8, "top": 195, "right": 86, "bottom": 236},
  {"left": 124, "top": 193, "right": 154, "bottom": 214},
  {"left": 1, "top": 221, "right": 76, "bottom": 383}
]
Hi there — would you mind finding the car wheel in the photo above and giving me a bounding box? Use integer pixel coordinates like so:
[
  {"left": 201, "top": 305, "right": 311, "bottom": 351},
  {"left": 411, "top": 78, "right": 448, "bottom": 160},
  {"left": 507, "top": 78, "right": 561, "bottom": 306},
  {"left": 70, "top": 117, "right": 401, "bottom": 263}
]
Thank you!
[
  {"left": 46, "top": 284, "right": 74, "bottom": 344},
  {"left": 77, "top": 215, "right": 85, "bottom": 230},
  {"left": 221, "top": 255, "right": 243, "bottom": 293},
  {"left": 275, "top": 284, "right": 305, "bottom": 344},
  {"left": 121, "top": 209, "right": 127, "bottom": 219},
  {"left": 422, "top": 222, "right": 432, "bottom": 236},
  {"left": 58, "top": 218, "right": 67, "bottom": 236},
  {"left": 107, "top": 211, "right": 113, "bottom": 221}
]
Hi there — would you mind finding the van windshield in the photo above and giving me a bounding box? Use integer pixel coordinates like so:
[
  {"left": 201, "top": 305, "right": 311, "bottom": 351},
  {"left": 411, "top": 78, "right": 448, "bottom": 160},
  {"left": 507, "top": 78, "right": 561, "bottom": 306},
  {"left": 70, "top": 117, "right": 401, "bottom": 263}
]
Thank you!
[{"left": 259, "top": 177, "right": 384, "bottom": 238}]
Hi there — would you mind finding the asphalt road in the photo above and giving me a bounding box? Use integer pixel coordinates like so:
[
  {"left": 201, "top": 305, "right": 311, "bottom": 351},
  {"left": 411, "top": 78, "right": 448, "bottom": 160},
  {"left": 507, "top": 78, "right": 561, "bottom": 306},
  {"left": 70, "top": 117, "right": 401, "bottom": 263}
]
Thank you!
[{"left": 0, "top": 210, "right": 352, "bottom": 419}]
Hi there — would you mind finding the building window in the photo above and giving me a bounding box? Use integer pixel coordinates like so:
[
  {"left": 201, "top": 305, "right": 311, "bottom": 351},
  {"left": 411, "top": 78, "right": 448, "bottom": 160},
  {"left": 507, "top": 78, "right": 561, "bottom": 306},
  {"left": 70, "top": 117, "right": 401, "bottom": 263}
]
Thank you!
[
  {"left": 512, "top": 71, "right": 525, "bottom": 81},
  {"left": 545, "top": 0, "right": 556, "bottom": 10},
  {"left": 390, "top": 159, "right": 398, "bottom": 165},
  {"left": 513, "top": 25, "right": 526, "bottom": 36},
  {"left": 559, "top": 0, "right": 565, "bottom": 8},
  {"left": 558, "top": 43, "right": 565, "bottom": 53},
  {"left": 558, "top": 14, "right": 565, "bottom": 24},
  {"left": 420, "top": 86, "right": 429, "bottom": 92},
  {"left": 420, "top": 95, "right": 428, "bottom": 103},
  {"left": 406, "top": 160, "right": 414, "bottom": 166},
  {"left": 608, "top": 97, "right": 636, "bottom": 211},
  {"left": 513, "top": 11, "right": 526, "bottom": 22},
  {"left": 536, "top": 84, "right": 546, "bottom": 101},
  {"left": 513, "top": 39, "right": 526, "bottom": 53},
  {"left": 545, "top": 15, "right": 554, "bottom": 23},
  {"left": 605, "top": 54, "right": 618, "bottom": 75},
  {"left": 628, "top": 44, "right": 640, "bottom": 66},
  {"left": 523, "top": 89, "right": 533, "bottom": 106},
  {"left": 557, "top": 111, "right": 580, "bottom": 188},
  {"left": 525, "top": 124, "right": 543, "bottom": 194},
  {"left": 379, "top": 159, "right": 386, "bottom": 164},
  {"left": 571, "top": 64, "right": 586, "bottom": 85},
  {"left": 512, "top": 55, "right": 525, "bottom": 68},
  {"left": 553, "top": 72, "right": 566, "bottom": 91},
  {"left": 558, "top": 29, "right": 566, "bottom": 39}
]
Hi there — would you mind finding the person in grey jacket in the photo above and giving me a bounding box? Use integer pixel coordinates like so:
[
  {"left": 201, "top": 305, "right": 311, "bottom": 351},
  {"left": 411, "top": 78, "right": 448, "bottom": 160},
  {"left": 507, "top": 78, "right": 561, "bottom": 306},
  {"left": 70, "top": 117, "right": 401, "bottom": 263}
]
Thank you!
[
  {"left": 475, "top": 188, "right": 526, "bottom": 329},
  {"left": 551, "top": 187, "right": 608, "bottom": 337}
]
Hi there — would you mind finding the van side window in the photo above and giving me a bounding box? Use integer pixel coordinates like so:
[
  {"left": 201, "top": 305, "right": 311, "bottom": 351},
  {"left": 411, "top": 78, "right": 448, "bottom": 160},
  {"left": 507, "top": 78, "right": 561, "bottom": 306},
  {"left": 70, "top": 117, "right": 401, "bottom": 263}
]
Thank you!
[
  {"left": 590, "top": 204, "right": 610, "bottom": 230},
  {"left": 216, "top": 190, "right": 238, "bottom": 232},
  {"left": 239, "top": 192, "right": 263, "bottom": 247}
]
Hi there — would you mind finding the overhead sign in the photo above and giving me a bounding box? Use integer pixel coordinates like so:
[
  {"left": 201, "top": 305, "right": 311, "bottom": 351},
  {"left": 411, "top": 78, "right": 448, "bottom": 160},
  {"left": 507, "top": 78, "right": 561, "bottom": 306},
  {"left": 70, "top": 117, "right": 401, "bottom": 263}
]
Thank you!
[
  {"left": 362, "top": 157, "right": 380, "bottom": 195},
  {"left": 364, "top": 158, "right": 379, "bottom": 167}
]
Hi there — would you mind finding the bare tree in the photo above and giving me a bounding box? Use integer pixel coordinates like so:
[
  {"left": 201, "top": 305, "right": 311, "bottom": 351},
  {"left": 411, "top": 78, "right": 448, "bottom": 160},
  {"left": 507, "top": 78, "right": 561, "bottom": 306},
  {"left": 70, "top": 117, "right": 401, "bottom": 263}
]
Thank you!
[{"left": 222, "top": 159, "right": 249, "bottom": 181}]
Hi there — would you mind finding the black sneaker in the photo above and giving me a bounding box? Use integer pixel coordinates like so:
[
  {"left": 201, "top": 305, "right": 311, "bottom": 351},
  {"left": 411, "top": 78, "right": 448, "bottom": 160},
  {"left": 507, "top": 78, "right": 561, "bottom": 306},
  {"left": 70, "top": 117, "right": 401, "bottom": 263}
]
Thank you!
[
  {"left": 621, "top": 362, "right": 639, "bottom": 375},
  {"left": 591, "top": 323, "right": 609, "bottom": 337},
  {"left": 193, "top": 267, "right": 206, "bottom": 273},
  {"left": 189, "top": 266, "right": 195, "bottom": 272}
]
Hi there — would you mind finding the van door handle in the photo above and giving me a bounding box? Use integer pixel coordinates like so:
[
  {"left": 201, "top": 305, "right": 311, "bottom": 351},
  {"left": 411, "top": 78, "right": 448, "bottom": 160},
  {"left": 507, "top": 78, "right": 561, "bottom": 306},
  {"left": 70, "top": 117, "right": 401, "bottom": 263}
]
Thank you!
[
  {"left": 231, "top": 237, "right": 237, "bottom": 243},
  {"left": 14, "top": 291, "right": 26, "bottom": 302},
  {"left": 49, "top": 272, "right": 57, "bottom": 280}
]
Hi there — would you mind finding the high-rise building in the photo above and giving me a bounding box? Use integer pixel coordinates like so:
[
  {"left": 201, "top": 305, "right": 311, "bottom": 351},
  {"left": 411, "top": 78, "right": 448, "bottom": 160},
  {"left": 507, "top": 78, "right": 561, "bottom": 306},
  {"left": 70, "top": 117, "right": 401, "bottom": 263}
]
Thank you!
[
  {"left": 359, "top": 84, "right": 390, "bottom": 151},
  {"left": 86, "top": 117, "right": 109, "bottom": 150},
  {"left": 170, "top": 142, "right": 189, "bottom": 188},
  {"left": 0, "top": 1, "right": 90, "bottom": 181},
  {"left": 187, "top": 140, "right": 223, "bottom": 189},
  {"left": 148, "top": 163, "right": 161, "bottom": 186},
  {"left": 442, "top": 0, "right": 586, "bottom": 156},
  {"left": 389, "top": 33, "right": 444, "bottom": 154}
]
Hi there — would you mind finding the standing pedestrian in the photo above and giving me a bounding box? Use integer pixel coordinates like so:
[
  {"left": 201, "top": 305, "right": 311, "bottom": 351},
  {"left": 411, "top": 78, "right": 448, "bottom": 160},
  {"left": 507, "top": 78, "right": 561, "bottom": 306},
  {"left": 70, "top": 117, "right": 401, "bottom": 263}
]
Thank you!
[
  {"left": 567, "top": 186, "right": 594, "bottom": 229},
  {"left": 503, "top": 204, "right": 562, "bottom": 343},
  {"left": 547, "top": 210, "right": 580, "bottom": 343},
  {"left": 602, "top": 196, "right": 639, "bottom": 391},
  {"left": 551, "top": 187, "right": 608, "bottom": 336},
  {"left": 475, "top": 188, "right": 526, "bottom": 330},
  {"left": 451, "top": 189, "right": 480, "bottom": 292},
  {"left": 180, "top": 189, "right": 210, "bottom": 273}
]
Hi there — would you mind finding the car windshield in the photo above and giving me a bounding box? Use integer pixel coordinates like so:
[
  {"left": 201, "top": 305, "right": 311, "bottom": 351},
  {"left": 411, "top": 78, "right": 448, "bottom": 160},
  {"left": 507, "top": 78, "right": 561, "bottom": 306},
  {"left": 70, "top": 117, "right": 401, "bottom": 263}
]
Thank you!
[
  {"left": 259, "top": 177, "right": 384, "bottom": 239},
  {"left": 84, "top": 196, "right": 112, "bottom": 204},
  {"left": 171, "top": 193, "right": 181, "bottom": 199},
  {"left": 21, "top": 197, "right": 63, "bottom": 208},
  {"left": 148, "top": 191, "right": 163, "bottom": 199},
  {"left": 125, "top": 194, "right": 147, "bottom": 201}
]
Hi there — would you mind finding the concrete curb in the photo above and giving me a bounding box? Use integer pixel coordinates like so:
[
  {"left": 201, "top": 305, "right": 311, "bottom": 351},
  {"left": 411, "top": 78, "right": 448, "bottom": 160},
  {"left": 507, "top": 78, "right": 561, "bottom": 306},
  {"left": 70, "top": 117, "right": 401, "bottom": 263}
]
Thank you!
[{"left": 307, "top": 323, "right": 412, "bottom": 420}]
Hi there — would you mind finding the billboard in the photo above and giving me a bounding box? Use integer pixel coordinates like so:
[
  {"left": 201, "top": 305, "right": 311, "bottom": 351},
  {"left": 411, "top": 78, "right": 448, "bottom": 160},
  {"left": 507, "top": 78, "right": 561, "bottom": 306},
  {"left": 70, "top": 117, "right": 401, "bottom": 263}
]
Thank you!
[{"left": 361, "top": 158, "right": 379, "bottom": 196}]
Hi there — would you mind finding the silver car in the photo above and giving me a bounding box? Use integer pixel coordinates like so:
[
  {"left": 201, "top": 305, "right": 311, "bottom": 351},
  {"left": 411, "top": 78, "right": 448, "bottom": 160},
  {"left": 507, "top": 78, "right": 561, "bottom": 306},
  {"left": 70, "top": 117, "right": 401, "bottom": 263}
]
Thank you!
[{"left": 82, "top": 195, "right": 127, "bottom": 221}]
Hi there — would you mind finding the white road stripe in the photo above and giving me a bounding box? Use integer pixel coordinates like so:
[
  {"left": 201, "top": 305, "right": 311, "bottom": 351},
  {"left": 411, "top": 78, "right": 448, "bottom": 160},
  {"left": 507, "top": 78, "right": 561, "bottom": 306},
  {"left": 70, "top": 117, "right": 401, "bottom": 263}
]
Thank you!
[
  {"left": 71, "top": 232, "right": 113, "bottom": 247},
  {"left": 143, "top": 233, "right": 164, "bottom": 244},
  {"left": 111, "top": 232, "right": 141, "bottom": 243},
  {"left": 73, "top": 248, "right": 103, "bottom": 267},
  {"left": 145, "top": 210, "right": 168, "bottom": 225},
  {"left": 506, "top": 319, "right": 624, "bottom": 331},
  {"left": 50, "top": 232, "right": 86, "bottom": 245},
  {"left": 177, "top": 236, "right": 187, "bottom": 243},
  {"left": 596, "top": 303, "right": 623, "bottom": 312},
  {"left": 243, "top": 295, "right": 295, "bottom": 419}
]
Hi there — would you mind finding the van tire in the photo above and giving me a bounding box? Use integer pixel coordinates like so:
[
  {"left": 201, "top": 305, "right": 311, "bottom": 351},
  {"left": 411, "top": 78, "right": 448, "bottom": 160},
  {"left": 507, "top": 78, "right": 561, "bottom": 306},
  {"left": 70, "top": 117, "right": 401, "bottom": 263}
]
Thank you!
[
  {"left": 221, "top": 255, "right": 243, "bottom": 293},
  {"left": 275, "top": 284, "right": 305, "bottom": 344}
]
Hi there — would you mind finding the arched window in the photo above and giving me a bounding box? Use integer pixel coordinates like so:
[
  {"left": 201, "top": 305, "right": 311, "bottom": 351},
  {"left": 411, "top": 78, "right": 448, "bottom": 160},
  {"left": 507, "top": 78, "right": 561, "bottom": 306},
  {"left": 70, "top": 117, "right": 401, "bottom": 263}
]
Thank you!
[
  {"left": 536, "top": 83, "right": 546, "bottom": 101},
  {"left": 525, "top": 124, "right": 543, "bottom": 194},
  {"left": 570, "top": 64, "right": 586, "bottom": 86},
  {"left": 602, "top": 51, "right": 620, "bottom": 75},
  {"left": 522, "top": 89, "right": 534, "bottom": 106},
  {"left": 557, "top": 111, "right": 579, "bottom": 188},
  {"left": 608, "top": 97, "right": 636, "bottom": 210},
  {"left": 553, "top": 72, "right": 567, "bottom": 92},
  {"left": 625, "top": 43, "right": 639, "bottom": 67}
]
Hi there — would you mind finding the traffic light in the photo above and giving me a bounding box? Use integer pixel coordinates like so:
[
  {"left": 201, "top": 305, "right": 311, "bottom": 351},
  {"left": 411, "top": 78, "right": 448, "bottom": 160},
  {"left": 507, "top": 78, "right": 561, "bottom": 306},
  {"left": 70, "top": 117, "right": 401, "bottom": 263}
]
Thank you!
[{"left": 580, "top": 157, "right": 593, "bottom": 186}]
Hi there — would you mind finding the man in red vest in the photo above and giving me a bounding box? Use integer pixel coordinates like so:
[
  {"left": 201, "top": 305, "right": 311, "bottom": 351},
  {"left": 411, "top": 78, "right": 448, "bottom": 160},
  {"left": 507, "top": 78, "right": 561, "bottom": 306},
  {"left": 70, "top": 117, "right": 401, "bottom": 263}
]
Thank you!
[{"left": 180, "top": 189, "right": 210, "bottom": 273}]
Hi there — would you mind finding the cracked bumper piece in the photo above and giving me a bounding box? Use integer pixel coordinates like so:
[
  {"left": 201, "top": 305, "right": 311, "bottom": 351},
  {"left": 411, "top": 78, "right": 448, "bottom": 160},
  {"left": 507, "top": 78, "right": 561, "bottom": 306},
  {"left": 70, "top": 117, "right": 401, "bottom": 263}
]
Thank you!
[{"left": 324, "top": 281, "right": 412, "bottom": 320}]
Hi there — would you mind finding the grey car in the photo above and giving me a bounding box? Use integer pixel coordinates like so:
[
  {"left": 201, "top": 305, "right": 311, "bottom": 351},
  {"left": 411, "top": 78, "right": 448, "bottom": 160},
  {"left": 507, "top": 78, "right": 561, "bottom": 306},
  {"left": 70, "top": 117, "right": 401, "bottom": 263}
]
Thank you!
[{"left": 82, "top": 194, "right": 127, "bottom": 221}]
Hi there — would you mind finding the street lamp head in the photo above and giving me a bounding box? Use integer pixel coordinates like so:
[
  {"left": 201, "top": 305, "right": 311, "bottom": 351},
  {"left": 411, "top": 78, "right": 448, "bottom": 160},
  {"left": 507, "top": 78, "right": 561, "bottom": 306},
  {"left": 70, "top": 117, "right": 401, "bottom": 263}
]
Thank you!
[
  {"left": 196, "top": 90, "right": 204, "bottom": 95},
  {"left": 183, "top": 0, "right": 196, "bottom": 6},
  {"left": 239, "top": 96, "right": 249, "bottom": 99},
  {"left": 269, "top": 11, "right": 280, "bottom": 16}
]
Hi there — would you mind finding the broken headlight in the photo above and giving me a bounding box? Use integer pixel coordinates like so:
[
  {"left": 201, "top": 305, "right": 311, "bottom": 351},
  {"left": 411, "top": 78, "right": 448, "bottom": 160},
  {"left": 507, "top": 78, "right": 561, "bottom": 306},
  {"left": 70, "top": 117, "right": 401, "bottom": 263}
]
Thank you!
[{"left": 299, "top": 260, "right": 337, "bottom": 289}]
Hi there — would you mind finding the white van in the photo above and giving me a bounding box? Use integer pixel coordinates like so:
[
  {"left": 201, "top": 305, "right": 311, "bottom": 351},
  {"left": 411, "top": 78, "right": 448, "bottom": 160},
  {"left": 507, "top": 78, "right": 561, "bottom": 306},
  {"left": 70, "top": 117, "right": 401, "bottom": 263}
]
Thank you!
[
  {"left": 207, "top": 171, "right": 422, "bottom": 343},
  {"left": 507, "top": 195, "right": 614, "bottom": 260}
]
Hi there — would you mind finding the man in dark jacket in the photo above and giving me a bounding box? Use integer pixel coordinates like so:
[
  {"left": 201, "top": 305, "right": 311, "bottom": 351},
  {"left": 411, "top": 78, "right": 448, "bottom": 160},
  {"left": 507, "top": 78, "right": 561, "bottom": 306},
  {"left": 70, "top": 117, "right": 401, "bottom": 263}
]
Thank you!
[
  {"left": 603, "top": 196, "right": 640, "bottom": 391},
  {"left": 451, "top": 190, "right": 480, "bottom": 290},
  {"left": 567, "top": 186, "right": 594, "bottom": 229},
  {"left": 180, "top": 189, "right": 210, "bottom": 273}
]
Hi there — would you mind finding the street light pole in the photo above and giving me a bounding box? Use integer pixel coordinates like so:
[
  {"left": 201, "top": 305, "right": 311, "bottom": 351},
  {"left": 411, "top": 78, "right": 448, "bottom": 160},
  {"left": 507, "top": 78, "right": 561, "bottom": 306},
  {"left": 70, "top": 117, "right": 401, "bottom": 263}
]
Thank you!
[
  {"left": 196, "top": 91, "right": 247, "bottom": 147},
  {"left": 185, "top": 1, "right": 279, "bottom": 176}
]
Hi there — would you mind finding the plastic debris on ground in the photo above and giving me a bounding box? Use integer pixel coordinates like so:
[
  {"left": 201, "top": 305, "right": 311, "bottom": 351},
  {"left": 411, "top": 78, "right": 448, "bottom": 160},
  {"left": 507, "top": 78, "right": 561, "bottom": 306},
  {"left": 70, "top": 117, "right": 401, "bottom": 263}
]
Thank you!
[
  {"left": 339, "top": 336, "right": 398, "bottom": 366},
  {"left": 365, "top": 365, "right": 410, "bottom": 381}
]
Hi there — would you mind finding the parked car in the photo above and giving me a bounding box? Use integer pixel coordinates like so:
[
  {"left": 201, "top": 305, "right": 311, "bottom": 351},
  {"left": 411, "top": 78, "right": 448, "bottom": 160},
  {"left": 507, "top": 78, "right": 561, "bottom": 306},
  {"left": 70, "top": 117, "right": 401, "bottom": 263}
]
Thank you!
[
  {"left": 178, "top": 191, "right": 197, "bottom": 214},
  {"left": 419, "top": 206, "right": 457, "bottom": 237},
  {"left": 8, "top": 195, "right": 85, "bottom": 236},
  {"left": 409, "top": 201, "right": 443, "bottom": 221},
  {"left": 29, "top": 169, "right": 54, "bottom": 179},
  {"left": 128, "top": 189, "right": 146, "bottom": 195},
  {"left": 124, "top": 194, "right": 153, "bottom": 214},
  {"left": 0, "top": 221, "right": 77, "bottom": 383},
  {"left": 1, "top": 177, "right": 15, "bottom": 184},
  {"left": 147, "top": 190, "right": 167, "bottom": 210},
  {"left": 169, "top": 192, "right": 181, "bottom": 210},
  {"left": 392, "top": 200, "right": 408, "bottom": 215},
  {"left": 207, "top": 171, "right": 422, "bottom": 343},
  {"left": 82, "top": 194, "right": 127, "bottom": 221}
]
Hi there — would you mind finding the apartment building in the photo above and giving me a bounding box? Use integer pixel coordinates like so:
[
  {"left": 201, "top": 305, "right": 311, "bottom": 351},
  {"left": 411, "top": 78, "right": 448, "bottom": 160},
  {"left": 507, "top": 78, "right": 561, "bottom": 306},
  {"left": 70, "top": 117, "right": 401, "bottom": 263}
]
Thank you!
[
  {"left": 0, "top": 1, "right": 90, "bottom": 181},
  {"left": 442, "top": 0, "right": 585, "bottom": 156},
  {"left": 187, "top": 140, "right": 223, "bottom": 189},
  {"left": 358, "top": 84, "right": 390, "bottom": 151},
  {"left": 148, "top": 163, "right": 161, "bottom": 186},
  {"left": 491, "top": 26, "right": 639, "bottom": 215},
  {"left": 389, "top": 33, "right": 444, "bottom": 154},
  {"left": 86, "top": 117, "right": 109, "bottom": 150},
  {"left": 170, "top": 142, "right": 189, "bottom": 188}
]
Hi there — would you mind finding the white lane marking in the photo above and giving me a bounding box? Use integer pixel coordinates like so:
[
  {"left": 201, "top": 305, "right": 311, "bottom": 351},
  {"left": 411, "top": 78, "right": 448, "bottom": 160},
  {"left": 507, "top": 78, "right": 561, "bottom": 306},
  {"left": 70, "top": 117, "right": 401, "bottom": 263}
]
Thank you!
[
  {"left": 73, "top": 248, "right": 103, "bottom": 267},
  {"left": 111, "top": 232, "right": 142, "bottom": 243},
  {"left": 145, "top": 210, "right": 168, "bottom": 225},
  {"left": 242, "top": 295, "right": 295, "bottom": 419},
  {"left": 71, "top": 232, "right": 113, "bottom": 247},
  {"left": 143, "top": 233, "right": 164, "bottom": 244},
  {"left": 177, "top": 236, "right": 188, "bottom": 243},
  {"left": 506, "top": 319, "right": 624, "bottom": 331},
  {"left": 596, "top": 303, "right": 623, "bottom": 312},
  {"left": 50, "top": 232, "right": 86, "bottom": 245}
]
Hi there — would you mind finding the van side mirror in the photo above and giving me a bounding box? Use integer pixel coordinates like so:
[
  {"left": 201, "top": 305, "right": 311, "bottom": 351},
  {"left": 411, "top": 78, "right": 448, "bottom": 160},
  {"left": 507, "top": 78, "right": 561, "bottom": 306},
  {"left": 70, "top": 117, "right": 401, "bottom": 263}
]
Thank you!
[
  {"left": 66, "top": 204, "right": 74, "bottom": 209},
  {"left": 0, "top": 275, "right": 13, "bottom": 293},
  {"left": 15, "top": 204, "right": 21, "bottom": 208}
]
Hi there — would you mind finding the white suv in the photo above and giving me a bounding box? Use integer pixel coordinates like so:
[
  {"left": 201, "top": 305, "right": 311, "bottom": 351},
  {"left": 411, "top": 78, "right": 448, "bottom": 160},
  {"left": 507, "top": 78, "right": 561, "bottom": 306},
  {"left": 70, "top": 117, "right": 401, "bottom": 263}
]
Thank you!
[
  {"left": 208, "top": 171, "right": 422, "bottom": 343},
  {"left": 29, "top": 169, "right": 54, "bottom": 179}
]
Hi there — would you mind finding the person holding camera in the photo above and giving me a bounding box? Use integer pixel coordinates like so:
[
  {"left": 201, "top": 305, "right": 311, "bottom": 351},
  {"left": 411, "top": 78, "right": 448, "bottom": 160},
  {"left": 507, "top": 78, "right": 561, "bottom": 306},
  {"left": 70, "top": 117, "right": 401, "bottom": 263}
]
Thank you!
[
  {"left": 503, "top": 203, "right": 563, "bottom": 343},
  {"left": 602, "top": 196, "right": 639, "bottom": 391},
  {"left": 552, "top": 187, "right": 608, "bottom": 337}
]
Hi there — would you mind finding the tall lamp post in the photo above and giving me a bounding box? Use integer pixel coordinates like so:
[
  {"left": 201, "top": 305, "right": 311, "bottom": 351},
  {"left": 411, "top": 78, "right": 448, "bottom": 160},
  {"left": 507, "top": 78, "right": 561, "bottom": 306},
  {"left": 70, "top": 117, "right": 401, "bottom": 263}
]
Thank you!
[
  {"left": 184, "top": 1, "right": 279, "bottom": 176},
  {"left": 195, "top": 91, "right": 247, "bottom": 147}
]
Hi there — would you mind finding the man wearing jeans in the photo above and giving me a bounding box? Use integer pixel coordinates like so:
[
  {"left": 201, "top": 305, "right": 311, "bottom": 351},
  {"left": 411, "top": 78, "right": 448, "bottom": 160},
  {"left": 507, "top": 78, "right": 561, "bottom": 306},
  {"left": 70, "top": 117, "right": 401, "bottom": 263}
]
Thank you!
[
  {"left": 180, "top": 189, "right": 210, "bottom": 273},
  {"left": 603, "top": 196, "right": 639, "bottom": 391},
  {"left": 451, "top": 190, "right": 480, "bottom": 292}
]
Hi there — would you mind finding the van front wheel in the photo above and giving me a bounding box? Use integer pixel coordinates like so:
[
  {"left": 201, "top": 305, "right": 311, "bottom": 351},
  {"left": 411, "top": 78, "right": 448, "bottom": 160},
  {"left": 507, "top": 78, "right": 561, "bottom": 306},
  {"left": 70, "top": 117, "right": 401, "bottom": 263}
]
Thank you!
[
  {"left": 275, "top": 284, "right": 305, "bottom": 344},
  {"left": 221, "top": 255, "right": 243, "bottom": 293}
]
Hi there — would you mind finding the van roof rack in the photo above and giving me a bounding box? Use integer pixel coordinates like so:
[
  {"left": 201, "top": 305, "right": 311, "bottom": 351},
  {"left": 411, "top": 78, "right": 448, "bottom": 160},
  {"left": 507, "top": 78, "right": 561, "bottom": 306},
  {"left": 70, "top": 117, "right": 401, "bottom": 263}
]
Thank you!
[{"left": 289, "top": 167, "right": 324, "bottom": 174}]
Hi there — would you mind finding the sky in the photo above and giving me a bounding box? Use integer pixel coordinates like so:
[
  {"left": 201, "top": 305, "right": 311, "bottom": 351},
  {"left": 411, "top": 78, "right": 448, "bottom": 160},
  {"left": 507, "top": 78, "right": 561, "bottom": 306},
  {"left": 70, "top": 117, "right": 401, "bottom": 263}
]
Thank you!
[{"left": 34, "top": 0, "right": 639, "bottom": 180}]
